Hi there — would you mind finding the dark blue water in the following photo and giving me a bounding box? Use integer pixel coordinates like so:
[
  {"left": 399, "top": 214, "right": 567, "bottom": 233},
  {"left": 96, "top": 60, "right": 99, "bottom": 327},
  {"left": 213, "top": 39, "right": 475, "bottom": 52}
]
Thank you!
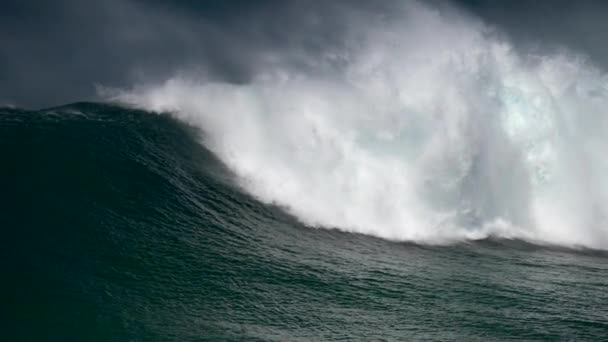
[{"left": 2, "top": 103, "right": 607, "bottom": 341}]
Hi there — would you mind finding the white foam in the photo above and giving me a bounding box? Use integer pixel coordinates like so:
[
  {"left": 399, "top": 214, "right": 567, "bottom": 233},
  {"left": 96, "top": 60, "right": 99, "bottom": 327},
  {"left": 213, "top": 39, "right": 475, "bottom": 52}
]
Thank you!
[{"left": 114, "top": 1, "right": 608, "bottom": 248}]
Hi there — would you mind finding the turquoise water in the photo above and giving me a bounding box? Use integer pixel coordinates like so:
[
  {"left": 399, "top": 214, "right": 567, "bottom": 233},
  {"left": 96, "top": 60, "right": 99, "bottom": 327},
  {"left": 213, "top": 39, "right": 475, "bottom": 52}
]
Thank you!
[{"left": 2, "top": 103, "right": 607, "bottom": 340}]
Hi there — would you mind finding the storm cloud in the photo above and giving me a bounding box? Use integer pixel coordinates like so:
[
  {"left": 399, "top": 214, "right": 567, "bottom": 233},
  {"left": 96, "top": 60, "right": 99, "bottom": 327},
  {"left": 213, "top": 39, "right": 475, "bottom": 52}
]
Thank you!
[{"left": 2, "top": 0, "right": 608, "bottom": 108}]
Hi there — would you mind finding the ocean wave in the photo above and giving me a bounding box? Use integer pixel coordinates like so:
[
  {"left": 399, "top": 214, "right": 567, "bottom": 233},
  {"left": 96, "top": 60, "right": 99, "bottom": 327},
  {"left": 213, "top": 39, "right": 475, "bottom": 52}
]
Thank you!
[{"left": 114, "top": 1, "right": 608, "bottom": 248}]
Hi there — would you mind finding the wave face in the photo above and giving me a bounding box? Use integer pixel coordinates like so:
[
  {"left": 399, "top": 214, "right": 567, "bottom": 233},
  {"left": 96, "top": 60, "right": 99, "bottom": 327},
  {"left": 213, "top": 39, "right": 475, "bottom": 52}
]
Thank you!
[
  {"left": 3, "top": 103, "right": 608, "bottom": 340},
  {"left": 116, "top": 1, "right": 608, "bottom": 248}
]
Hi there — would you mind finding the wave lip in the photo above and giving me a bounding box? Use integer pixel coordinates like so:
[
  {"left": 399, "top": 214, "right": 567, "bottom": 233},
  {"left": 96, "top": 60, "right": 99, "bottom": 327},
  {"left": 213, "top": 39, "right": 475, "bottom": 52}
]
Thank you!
[{"left": 115, "top": 1, "right": 608, "bottom": 249}]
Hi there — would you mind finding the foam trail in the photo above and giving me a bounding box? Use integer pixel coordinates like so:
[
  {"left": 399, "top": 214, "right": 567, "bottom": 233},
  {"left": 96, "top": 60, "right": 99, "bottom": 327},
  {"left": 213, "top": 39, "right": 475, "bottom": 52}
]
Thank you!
[{"left": 115, "top": 1, "right": 608, "bottom": 248}]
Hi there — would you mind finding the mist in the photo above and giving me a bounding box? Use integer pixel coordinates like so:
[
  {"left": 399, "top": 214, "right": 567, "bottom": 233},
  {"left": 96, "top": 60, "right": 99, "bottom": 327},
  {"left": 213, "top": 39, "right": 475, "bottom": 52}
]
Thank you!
[{"left": 3, "top": 0, "right": 608, "bottom": 108}]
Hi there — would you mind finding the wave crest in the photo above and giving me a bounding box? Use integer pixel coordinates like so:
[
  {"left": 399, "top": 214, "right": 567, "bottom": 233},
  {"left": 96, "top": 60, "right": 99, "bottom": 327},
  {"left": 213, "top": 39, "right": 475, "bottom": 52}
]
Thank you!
[{"left": 114, "top": 1, "right": 608, "bottom": 248}]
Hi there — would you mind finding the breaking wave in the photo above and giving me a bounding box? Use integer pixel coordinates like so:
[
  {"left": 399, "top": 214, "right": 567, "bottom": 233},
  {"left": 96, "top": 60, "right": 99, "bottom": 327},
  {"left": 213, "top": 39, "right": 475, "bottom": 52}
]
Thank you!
[{"left": 114, "top": 1, "right": 608, "bottom": 248}]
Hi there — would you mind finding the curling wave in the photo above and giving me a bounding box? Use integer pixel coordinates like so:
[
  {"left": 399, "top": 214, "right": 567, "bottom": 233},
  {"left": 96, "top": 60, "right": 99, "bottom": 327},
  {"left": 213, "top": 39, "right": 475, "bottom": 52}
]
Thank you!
[{"left": 115, "top": 1, "right": 608, "bottom": 248}]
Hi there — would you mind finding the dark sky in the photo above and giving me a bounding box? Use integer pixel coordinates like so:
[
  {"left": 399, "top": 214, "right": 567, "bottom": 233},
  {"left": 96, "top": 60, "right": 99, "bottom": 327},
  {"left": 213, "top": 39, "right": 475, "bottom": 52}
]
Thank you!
[{"left": 2, "top": 0, "right": 608, "bottom": 108}]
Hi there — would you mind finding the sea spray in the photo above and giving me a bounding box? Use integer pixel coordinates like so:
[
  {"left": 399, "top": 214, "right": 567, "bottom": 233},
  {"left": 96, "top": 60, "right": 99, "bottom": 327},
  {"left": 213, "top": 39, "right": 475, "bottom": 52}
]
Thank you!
[{"left": 115, "top": 1, "right": 608, "bottom": 248}]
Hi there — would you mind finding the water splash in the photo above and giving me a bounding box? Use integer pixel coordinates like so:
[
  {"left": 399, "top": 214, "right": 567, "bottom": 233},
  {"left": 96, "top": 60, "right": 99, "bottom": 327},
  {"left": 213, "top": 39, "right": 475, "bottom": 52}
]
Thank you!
[{"left": 115, "top": 1, "right": 608, "bottom": 248}]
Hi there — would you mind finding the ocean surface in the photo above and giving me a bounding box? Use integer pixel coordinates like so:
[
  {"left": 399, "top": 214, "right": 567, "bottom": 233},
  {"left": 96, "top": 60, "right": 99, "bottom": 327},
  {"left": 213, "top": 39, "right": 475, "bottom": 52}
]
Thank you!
[{"left": 2, "top": 103, "right": 607, "bottom": 341}]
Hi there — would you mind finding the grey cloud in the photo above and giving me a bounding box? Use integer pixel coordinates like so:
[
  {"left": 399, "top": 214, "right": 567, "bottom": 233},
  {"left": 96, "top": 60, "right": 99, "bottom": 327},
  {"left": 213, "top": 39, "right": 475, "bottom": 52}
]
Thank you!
[{"left": 2, "top": 0, "right": 608, "bottom": 108}]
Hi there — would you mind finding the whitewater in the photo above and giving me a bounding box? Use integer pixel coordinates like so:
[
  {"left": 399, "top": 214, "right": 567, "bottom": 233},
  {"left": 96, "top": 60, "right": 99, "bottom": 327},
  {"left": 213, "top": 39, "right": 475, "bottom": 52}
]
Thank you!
[{"left": 114, "top": 1, "right": 608, "bottom": 249}]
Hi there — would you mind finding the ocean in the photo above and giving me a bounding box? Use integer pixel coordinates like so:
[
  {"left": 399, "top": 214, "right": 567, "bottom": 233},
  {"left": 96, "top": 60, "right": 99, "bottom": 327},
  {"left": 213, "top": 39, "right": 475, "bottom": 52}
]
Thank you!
[
  {"left": 4, "top": 0, "right": 608, "bottom": 340},
  {"left": 2, "top": 103, "right": 607, "bottom": 340}
]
